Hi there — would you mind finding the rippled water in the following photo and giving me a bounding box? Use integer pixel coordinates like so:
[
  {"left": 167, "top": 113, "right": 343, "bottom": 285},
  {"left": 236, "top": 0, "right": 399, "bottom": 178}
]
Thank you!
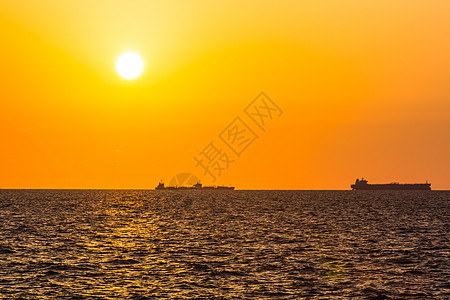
[{"left": 0, "top": 190, "right": 448, "bottom": 299}]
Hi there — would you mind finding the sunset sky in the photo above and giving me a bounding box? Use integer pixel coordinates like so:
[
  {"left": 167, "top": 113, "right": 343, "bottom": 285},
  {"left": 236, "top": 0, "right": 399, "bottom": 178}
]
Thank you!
[{"left": 1, "top": 1, "right": 449, "bottom": 189}]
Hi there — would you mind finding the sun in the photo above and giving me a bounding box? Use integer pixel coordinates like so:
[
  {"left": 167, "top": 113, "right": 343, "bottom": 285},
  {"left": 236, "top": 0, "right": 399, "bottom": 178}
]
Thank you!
[{"left": 115, "top": 52, "right": 144, "bottom": 80}]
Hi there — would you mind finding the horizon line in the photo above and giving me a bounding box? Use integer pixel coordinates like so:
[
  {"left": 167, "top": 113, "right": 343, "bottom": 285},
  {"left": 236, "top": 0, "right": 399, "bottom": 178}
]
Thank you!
[{"left": 1, "top": 188, "right": 448, "bottom": 191}]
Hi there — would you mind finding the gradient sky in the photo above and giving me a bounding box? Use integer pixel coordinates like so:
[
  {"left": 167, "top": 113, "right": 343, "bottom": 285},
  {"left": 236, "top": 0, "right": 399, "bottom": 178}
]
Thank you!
[{"left": 1, "top": 0, "right": 449, "bottom": 189}]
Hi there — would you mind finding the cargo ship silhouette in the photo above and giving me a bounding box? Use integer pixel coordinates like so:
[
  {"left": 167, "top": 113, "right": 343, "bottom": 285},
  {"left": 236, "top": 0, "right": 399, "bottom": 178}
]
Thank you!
[
  {"left": 351, "top": 178, "right": 431, "bottom": 190},
  {"left": 155, "top": 181, "right": 235, "bottom": 190}
]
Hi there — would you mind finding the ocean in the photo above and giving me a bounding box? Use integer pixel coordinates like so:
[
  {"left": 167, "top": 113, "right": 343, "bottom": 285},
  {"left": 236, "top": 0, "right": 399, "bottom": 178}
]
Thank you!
[{"left": 0, "top": 190, "right": 448, "bottom": 299}]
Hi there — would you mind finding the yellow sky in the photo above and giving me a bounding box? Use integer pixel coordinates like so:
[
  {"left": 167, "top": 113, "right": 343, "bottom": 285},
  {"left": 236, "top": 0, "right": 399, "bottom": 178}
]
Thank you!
[{"left": 1, "top": 1, "right": 449, "bottom": 189}]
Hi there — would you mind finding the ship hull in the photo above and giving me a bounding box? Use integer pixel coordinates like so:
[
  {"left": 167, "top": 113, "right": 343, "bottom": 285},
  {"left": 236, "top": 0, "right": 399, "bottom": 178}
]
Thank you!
[
  {"left": 351, "top": 184, "right": 431, "bottom": 190},
  {"left": 155, "top": 186, "right": 235, "bottom": 190},
  {"left": 156, "top": 188, "right": 235, "bottom": 190}
]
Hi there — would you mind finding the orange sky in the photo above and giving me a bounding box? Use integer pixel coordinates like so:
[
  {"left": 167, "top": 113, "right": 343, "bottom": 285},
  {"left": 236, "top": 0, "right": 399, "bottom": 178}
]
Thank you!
[{"left": 1, "top": 1, "right": 449, "bottom": 189}]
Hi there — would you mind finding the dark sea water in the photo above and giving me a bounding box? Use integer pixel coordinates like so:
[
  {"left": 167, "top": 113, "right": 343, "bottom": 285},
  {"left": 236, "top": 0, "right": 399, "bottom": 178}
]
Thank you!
[{"left": 0, "top": 190, "right": 448, "bottom": 299}]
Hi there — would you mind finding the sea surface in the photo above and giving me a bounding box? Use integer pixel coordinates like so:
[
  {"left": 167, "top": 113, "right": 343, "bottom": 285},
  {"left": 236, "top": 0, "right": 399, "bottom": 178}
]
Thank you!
[{"left": 0, "top": 190, "right": 448, "bottom": 299}]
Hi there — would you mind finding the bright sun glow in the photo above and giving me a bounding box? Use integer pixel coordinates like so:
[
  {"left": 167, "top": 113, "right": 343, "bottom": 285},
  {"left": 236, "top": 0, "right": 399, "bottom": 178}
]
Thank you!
[{"left": 115, "top": 52, "right": 144, "bottom": 80}]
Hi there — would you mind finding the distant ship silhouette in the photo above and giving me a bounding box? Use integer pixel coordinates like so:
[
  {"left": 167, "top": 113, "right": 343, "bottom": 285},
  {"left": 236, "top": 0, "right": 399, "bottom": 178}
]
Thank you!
[
  {"left": 155, "top": 181, "right": 235, "bottom": 190},
  {"left": 351, "top": 178, "right": 431, "bottom": 190}
]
